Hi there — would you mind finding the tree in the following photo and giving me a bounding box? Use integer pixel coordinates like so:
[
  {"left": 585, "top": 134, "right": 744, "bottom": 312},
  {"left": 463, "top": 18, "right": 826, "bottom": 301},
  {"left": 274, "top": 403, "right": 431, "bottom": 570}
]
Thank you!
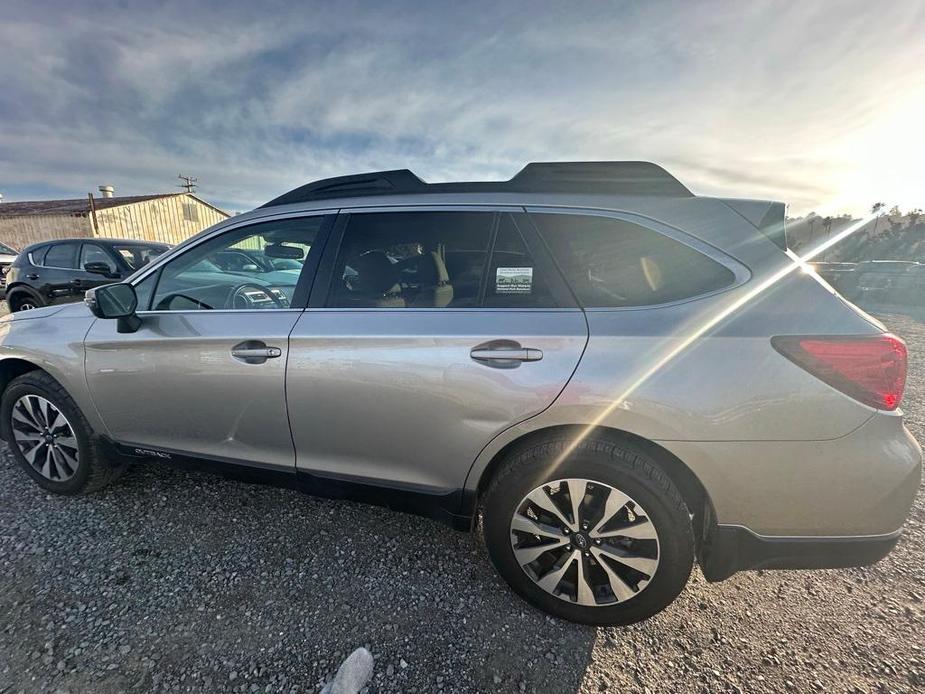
[
  {"left": 870, "top": 202, "right": 886, "bottom": 238},
  {"left": 908, "top": 208, "right": 922, "bottom": 230},
  {"left": 807, "top": 214, "right": 818, "bottom": 246},
  {"left": 822, "top": 216, "right": 834, "bottom": 260}
]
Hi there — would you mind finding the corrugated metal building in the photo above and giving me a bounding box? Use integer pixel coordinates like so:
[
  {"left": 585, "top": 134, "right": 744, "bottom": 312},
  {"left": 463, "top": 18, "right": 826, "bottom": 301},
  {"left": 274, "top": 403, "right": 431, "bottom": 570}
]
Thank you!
[{"left": 0, "top": 193, "right": 229, "bottom": 249}]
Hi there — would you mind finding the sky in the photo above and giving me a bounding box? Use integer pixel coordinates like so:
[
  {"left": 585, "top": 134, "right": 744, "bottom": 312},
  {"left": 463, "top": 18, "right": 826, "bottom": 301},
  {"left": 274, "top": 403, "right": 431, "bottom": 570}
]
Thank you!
[{"left": 0, "top": 0, "right": 923, "bottom": 216}]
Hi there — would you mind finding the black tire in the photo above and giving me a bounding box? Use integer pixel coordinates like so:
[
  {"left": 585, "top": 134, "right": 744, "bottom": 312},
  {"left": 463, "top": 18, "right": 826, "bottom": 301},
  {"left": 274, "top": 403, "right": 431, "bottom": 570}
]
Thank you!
[
  {"left": 481, "top": 434, "right": 694, "bottom": 626},
  {"left": 1, "top": 371, "right": 125, "bottom": 494},
  {"left": 7, "top": 289, "right": 46, "bottom": 312}
]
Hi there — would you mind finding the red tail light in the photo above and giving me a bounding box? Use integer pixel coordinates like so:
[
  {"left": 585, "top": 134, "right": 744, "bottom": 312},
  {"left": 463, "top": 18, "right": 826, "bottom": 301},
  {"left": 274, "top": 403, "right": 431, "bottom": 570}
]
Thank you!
[{"left": 771, "top": 333, "right": 907, "bottom": 410}]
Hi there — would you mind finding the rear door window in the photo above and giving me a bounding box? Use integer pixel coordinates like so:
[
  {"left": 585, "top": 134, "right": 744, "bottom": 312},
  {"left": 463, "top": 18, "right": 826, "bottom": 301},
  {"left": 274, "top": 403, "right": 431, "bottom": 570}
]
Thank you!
[
  {"left": 326, "top": 211, "right": 560, "bottom": 309},
  {"left": 483, "top": 214, "right": 557, "bottom": 308},
  {"left": 327, "top": 211, "right": 493, "bottom": 308},
  {"left": 43, "top": 243, "right": 79, "bottom": 269},
  {"left": 531, "top": 212, "right": 736, "bottom": 307}
]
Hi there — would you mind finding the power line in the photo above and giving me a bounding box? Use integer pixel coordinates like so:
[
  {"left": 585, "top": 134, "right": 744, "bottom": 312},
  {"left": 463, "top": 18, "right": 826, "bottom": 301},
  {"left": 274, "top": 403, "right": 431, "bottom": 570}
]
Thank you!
[{"left": 177, "top": 174, "right": 198, "bottom": 193}]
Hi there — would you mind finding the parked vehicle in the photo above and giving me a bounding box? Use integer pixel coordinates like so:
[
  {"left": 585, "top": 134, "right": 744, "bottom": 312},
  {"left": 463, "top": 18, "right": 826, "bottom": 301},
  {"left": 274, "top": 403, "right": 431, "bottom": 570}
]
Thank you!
[
  {"left": 807, "top": 261, "right": 857, "bottom": 295},
  {"left": 894, "top": 264, "right": 925, "bottom": 306},
  {"left": 0, "top": 162, "right": 920, "bottom": 625},
  {"left": 0, "top": 241, "right": 18, "bottom": 300},
  {"left": 850, "top": 260, "right": 923, "bottom": 304},
  {"left": 3, "top": 238, "right": 169, "bottom": 312}
]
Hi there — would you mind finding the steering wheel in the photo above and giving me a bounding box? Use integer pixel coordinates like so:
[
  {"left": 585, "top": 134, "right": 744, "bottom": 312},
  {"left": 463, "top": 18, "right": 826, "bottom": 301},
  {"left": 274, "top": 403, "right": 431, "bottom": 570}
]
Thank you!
[{"left": 226, "top": 283, "right": 287, "bottom": 310}]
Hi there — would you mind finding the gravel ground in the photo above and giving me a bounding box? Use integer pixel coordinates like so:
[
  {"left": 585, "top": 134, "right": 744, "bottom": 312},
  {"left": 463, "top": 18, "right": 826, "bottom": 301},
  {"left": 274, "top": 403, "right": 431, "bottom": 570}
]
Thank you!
[{"left": 0, "top": 307, "right": 922, "bottom": 694}]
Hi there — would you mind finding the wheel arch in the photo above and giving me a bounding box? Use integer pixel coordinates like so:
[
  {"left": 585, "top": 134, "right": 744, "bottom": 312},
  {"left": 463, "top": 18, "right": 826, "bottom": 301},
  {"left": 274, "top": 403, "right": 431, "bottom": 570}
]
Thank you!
[
  {"left": 5, "top": 285, "right": 43, "bottom": 309},
  {"left": 470, "top": 424, "right": 715, "bottom": 547},
  {"left": 0, "top": 358, "right": 46, "bottom": 440}
]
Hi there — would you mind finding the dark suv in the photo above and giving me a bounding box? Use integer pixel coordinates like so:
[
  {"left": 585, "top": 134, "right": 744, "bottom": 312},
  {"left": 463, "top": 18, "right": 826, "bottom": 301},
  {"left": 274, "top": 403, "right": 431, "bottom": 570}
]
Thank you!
[{"left": 4, "top": 238, "right": 169, "bottom": 312}]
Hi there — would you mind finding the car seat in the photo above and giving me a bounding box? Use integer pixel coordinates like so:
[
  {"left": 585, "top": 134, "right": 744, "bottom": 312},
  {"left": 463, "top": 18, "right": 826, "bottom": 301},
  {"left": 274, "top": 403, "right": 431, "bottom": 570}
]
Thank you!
[{"left": 343, "top": 251, "right": 405, "bottom": 307}]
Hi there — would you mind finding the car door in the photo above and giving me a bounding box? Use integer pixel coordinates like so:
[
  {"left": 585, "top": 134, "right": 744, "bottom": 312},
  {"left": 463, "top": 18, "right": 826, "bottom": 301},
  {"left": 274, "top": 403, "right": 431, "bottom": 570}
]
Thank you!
[
  {"left": 84, "top": 213, "right": 334, "bottom": 468},
  {"left": 75, "top": 242, "right": 123, "bottom": 293},
  {"left": 287, "top": 208, "right": 588, "bottom": 495},
  {"left": 37, "top": 242, "right": 82, "bottom": 304}
]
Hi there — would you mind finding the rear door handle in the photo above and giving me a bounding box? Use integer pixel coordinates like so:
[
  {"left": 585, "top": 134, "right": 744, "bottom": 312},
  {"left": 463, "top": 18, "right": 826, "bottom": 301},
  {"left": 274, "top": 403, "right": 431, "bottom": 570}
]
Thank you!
[
  {"left": 470, "top": 341, "right": 543, "bottom": 368},
  {"left": 231, "top": 341, "right": 282, "bottom": 364},
  {"left": 26, "top": 273, "right": 39, "bottom": 280}
]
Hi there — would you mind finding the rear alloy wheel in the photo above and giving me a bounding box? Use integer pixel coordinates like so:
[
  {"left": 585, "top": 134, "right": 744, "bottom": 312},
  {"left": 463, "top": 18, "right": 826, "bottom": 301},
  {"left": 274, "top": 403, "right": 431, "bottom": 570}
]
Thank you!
[
  {"left": 509, "top": 478, "right": 660, "bottom": 606},
  {"left": 10, "top": 394, "right": 80, "bottom": 481},
  {"left": 482, "top": 435, "right": 694, "bottom": 625}
]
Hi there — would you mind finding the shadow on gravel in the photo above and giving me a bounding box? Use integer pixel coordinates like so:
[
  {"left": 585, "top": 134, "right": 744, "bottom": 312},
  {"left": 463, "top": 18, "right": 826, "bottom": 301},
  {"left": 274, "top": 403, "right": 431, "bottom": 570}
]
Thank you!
[{"left": 0, "top": 449, "right": 597, "bottom": 693}]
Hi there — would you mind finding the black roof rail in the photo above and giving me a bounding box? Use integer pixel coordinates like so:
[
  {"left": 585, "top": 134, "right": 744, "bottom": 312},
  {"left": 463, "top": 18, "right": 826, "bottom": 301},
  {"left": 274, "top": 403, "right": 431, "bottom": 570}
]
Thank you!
[{"left": 260, "top": 161, "right": 692, "bottom": 208}]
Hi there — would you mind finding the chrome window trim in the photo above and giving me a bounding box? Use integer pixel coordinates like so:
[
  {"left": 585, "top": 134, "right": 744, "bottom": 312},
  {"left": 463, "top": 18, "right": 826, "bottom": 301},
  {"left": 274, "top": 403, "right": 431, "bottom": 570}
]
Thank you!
[
  {"left": 340, "top": 204, "right": 524, "bottom": 214},
  {"left": 303, "top": 307, "right": 584, "bottom": 313},
  {"left": 136, "top": 308, "right": 305, "bottom": 316},
  {"left": 133, "top": 307, "right": 583, "bottom": 316},
  {"left": 524, "top": 205, "right": 752, "bottom": 312}
]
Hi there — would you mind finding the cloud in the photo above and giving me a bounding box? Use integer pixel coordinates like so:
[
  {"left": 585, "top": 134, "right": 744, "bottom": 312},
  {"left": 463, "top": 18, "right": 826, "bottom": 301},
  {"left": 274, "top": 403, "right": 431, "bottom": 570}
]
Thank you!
[{"left": 1, "top": 0, "right": 923, "bottom": 214}]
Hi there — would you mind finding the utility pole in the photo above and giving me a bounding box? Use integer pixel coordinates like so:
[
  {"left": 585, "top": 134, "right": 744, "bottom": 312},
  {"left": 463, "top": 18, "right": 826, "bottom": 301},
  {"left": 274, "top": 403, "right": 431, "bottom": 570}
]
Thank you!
[{"left": 177, "top": 174, "right": 198, "bottom": 193}]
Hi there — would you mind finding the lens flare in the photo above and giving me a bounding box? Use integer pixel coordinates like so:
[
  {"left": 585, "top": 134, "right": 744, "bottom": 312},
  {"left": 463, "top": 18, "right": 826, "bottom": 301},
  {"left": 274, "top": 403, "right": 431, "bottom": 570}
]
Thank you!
[{"left": 550, "top": 210, "right": 881, "bottom": 470}]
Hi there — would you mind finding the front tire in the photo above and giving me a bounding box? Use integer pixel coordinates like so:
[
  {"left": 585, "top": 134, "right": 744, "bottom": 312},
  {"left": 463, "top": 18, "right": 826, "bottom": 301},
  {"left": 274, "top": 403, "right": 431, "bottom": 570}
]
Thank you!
[
  {"left": 1, "top": 371, "right": 124, "bottom": 494},
  {"left": 482, "top": 434, "right": 694, "bottom": 625}
]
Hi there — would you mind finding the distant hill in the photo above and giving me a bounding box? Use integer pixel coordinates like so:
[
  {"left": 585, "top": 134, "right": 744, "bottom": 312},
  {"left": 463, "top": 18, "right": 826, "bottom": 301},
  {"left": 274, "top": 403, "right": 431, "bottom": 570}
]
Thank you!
[{"left": 787, "top": 210, "right": 924, "bottom": 262}]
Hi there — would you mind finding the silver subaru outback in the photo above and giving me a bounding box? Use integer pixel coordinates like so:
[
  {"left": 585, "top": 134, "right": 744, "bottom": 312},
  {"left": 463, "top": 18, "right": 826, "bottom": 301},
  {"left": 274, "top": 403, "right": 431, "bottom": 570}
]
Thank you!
[{"left": 0, "top": 162, "right": 920, "bottom": 625}]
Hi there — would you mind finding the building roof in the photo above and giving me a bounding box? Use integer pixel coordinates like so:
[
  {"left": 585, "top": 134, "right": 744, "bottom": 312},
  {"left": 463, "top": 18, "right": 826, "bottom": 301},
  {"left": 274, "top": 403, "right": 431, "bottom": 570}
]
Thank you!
[{"left": 0, "top": 193, "right": 225, "bottom": 218}]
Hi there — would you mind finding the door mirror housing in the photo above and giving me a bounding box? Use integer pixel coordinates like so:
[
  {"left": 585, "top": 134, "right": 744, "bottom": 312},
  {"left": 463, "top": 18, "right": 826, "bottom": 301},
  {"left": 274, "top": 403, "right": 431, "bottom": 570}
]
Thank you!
[
  {"left": 85, "top": 283, "right": 142, "bottom": 333},
  {"left": 84, "top": 261, "right": 119, "bottom": 278}
]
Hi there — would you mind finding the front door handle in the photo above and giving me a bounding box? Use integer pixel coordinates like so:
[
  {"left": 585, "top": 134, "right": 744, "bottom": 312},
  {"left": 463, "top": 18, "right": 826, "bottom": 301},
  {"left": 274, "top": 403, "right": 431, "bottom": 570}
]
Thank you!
[
  {"left": 231, "top": 341, "right": 282, "bottom": 364},
  {"left": 470, "top": 340, "right": 543, "bottom": 368}
]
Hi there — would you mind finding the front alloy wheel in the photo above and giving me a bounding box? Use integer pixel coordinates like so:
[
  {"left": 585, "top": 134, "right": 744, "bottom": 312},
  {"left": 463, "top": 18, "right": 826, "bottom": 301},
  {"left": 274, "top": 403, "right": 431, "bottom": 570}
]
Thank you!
[
  {"left": 11, "top": 394, "right": 80, "bottom": 481},
  {"left": 1, "top": 371, "right": 126, "bottom": 494},
  {"left": 510, "top": 478, "right": 660, "bottom": 606}
]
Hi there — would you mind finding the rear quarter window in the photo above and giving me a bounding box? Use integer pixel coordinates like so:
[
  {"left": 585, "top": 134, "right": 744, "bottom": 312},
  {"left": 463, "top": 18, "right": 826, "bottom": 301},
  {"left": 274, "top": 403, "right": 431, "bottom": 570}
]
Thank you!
[{"left": 531, "top": 212, "right": 737, "bottom": 307}]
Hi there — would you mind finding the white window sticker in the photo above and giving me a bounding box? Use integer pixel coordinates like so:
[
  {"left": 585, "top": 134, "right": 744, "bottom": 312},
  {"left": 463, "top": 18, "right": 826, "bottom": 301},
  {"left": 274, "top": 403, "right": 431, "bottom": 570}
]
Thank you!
[{"left": 496, "top": 266, "right": 533, "bottom": 294}]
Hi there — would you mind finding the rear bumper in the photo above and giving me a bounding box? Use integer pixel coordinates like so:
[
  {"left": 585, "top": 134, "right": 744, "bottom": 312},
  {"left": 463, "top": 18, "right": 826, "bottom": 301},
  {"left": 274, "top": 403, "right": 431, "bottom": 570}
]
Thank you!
[
  {"left": 659, "top": 415, "right": 922, "bottom": 536},
  {"left": 700, "top": 524, "right": 901, "bottom": 582}
]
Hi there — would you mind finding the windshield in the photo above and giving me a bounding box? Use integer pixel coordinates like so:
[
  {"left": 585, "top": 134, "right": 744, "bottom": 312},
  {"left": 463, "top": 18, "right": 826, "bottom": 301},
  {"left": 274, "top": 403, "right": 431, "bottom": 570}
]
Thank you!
[{"left": 0, "top": 242, "right": 17, "bottom": 255}]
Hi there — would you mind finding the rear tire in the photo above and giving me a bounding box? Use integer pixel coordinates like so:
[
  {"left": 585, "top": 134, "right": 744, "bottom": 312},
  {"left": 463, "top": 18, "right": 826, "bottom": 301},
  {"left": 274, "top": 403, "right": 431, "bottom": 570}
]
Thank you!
[
  {"left": 7, "top": 289, "right": 45, "bottom": 312},
  {"left": 481, "top": 434, "right": 694, "bottom": 625},
  {"left": 1, "top": 371, "right": 125, "bottom": 494}
]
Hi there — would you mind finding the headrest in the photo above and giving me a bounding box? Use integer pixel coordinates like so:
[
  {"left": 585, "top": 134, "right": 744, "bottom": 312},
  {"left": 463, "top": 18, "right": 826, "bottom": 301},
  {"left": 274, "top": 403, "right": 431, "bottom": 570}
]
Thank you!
[{"left": 348, "top": 251, "right": 400, "bottom": 295}]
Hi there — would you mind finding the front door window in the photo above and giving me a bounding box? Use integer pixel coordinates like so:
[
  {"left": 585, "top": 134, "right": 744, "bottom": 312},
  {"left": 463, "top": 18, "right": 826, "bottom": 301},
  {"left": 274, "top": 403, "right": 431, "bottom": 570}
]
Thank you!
[{"left": 147, "top": 217, "right": 327, "bottom": 311}]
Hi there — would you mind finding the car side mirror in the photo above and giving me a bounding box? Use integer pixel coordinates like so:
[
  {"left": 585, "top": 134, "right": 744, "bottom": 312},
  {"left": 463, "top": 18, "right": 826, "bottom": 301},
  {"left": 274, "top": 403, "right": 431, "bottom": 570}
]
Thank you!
[
  {"left": 85, "top": 283, "right": 141, "bottom": 333},
  {"left": 84, "top": 261, "right": 120, "bottom": 278}
]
